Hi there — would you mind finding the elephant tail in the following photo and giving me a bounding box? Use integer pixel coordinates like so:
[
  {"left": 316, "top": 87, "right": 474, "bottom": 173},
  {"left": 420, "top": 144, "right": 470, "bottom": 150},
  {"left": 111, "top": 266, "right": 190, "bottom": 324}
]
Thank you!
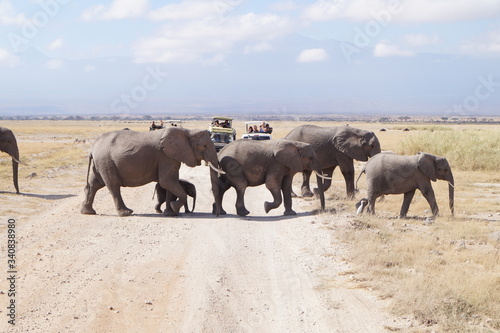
[
  {"left": 355, "top": 166, "right": 366, "bottom": 192},
  {"left": 85, "top": 153, "right": 93, "bottom": 186}
]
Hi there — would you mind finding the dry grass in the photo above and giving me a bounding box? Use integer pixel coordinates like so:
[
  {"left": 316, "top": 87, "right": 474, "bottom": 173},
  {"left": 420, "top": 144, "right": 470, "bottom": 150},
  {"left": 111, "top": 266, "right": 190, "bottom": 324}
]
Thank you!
[{"left": 332, "top": 124, "right": 500, "bottom": 332}]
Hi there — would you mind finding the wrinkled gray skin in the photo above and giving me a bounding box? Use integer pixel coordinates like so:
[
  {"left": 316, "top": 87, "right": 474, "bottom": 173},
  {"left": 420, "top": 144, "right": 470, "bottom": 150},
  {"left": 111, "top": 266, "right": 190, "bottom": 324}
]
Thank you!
[
  {"left": 0, "top": 127, "right": 21, "bottom": 194},
  {"left": 155, "top": 179, "right": 196, "bottom": 213},
  {"left": 81, "top": 128, "right": 220, "bottom": 217},
  {"left": 356, "top": 152, "right": 454, "bottom": 217},
  {"left": 285, "top": 125, "right": 381, "bottom": 198},
  {"left": 213, "top": 139, "right": 325, "bottom": 217}
]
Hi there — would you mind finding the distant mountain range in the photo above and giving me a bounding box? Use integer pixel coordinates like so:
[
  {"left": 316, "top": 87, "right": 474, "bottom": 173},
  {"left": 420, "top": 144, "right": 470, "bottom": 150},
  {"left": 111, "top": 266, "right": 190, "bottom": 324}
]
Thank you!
[{"left": 1, "top": 34, "right": 499, "bottom": 116}]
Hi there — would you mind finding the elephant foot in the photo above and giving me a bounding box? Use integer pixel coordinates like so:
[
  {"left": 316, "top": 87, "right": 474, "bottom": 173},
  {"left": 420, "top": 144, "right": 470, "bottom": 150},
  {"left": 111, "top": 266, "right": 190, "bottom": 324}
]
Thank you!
[
  {"left": 283, "top": 209, "right": 297, "bottom": 216},
  {"left": 117, "top": 208, "right": 133, "bottom": 217},
  {"left": 291, "top": 190, "right": 298, "bottom": 198},
  {"left": 264, "top": 201, "right": 278, "bottom": 214},
  {"left": 237, "top": 206, "right": 250, "bottom": 216},
  {"left": 81, "top": 206, "right": 96, "bottom": 215},
  {"left": 170, "top": 200, "right": 183, "bottom": 215},
  {"left": 301, "top": 188, "right": 314, "bottom": 197},
  {"left": 212, "top": 203, "right": 226, "bottom": 215},
  {"left": 163, "top": 210, "right": 178, "bottom": 217},
  {"left": 154, "top": 204, "right": 162, "bottom": 214}
]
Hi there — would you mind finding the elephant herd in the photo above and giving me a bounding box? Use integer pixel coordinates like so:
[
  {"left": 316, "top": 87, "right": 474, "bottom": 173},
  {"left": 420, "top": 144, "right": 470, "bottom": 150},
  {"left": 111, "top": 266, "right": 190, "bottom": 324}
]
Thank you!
[{"left": 0, "top": 124, "right": 454, "bottom": 218}]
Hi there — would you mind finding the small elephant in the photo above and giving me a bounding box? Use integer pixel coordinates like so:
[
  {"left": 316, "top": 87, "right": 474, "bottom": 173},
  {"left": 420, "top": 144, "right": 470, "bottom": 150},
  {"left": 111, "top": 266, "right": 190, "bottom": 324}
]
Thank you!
[
  {"left": 81, "top": 127, "right": 223, "bottom": 217},
  {"left": 285, "top": 125, "right": 381, "bottom": 198},
  {"left": 356, "top": 152, "right": 454, "bottom": 217},
  {"left": 213, "top": 139, "right": 329, "bottom": 216},
  {"left": 0, "top": 127, "right": 25, "bottom": 194},
  {"left": 155, "top": 180, "right": 196, "bottom": 214}
]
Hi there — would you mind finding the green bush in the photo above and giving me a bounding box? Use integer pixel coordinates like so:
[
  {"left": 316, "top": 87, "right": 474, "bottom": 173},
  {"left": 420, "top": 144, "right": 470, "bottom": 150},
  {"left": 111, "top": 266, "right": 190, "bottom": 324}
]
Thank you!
[{"left": 398, "top": 129, "right": 500, "bottom": 171}]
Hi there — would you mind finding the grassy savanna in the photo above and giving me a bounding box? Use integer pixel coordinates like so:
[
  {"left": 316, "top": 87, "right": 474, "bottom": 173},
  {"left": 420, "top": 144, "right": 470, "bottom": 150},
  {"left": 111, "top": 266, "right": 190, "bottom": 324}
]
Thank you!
[{"left": 0, "top": 119, "right": 499, "bottom": 332}]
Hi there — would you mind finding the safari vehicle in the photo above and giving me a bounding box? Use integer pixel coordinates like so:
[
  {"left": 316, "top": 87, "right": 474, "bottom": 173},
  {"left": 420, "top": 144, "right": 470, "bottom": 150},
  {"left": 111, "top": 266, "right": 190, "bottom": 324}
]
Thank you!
[
  {"left": 241, "top": 121, "right": 273, "bottom": 140},
  {"left": 149, "top": 119, "right": 183, "bottom": 131},
  {"left": 208, "top": 116, "right": 237, "bottom": 151}
]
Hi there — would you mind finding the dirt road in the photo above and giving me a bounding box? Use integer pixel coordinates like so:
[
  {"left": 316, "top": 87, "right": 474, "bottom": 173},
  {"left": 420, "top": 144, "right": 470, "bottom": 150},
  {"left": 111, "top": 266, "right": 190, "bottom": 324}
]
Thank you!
[{"left": 1, "top": 163, "right": 407, "bottom": 332}]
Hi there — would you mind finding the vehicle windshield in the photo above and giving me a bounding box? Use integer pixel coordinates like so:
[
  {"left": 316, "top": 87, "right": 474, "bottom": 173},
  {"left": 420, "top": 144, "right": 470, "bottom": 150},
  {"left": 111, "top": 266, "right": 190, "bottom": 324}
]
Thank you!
[
  {"left": 212, "top": 119, "right": 232, "bottom": 128},
  {"left": 211, "top": 132, "right": 233, "bottom": 143}
]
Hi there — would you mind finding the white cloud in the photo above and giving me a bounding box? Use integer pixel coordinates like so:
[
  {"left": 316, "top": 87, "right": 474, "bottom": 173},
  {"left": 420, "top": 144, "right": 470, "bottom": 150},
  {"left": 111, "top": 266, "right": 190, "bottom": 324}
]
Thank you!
[
  {"left": 404, "top": 34, "right": 439, "bottom": 47},
  {"left": 82, "top": 0, "right": 149, "bottom": 21},
  {"left": 302, "top": 0, "right": 500, "bottom": 23},
  {"left": 48, "top": 38, "right": 64, "bottom": 51},
  {"left": 149, "top": 1, "right": 222, "bottom": 21},
  {"left": 296, "top": 48, "right": 329, "bottom": 62},
  {"left": 460, "top": 28, "right": 500, "bottom": 56},
  {"left": 45, "top": 59, "right": 64, "bottom": 70},
  {"left": 374, "top": 41, "right": 414, "bottom": 57},
  {"left": 0, "top": 48, "right": 19, "bottom": 67},
  {"left": 0, "top": 0, "right": 29, "bottom": 25},
  {"left": 134, "top": 13, "right": 293, "bottom": 64}
]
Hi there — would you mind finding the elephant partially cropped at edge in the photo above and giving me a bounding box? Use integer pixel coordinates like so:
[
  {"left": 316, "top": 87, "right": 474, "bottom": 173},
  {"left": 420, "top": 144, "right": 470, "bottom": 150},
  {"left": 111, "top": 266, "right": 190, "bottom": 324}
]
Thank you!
[
  {"left": 285, "top": 125, "right": 381, "bottom": 198},
  {"left": 81, "top": 127, "right": 222, "bottom": 217},
  {"left": 155, "top": 179, "right": 196, "bottom": 214},
  {"left": 355, "top": 152, "right": 454, "bottom": 217},
  {"left": 0, "top": 126, "right": 25, "bottom": 194},
  {"left": 212, "top": 139, "right": 328, "bottom": 217}
]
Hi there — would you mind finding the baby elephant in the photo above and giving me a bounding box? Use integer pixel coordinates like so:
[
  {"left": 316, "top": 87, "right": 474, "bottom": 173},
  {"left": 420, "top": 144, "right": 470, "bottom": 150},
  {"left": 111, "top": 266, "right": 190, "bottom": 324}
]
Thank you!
[
  {"left": 356, "top": 152, "right": 454, "bottom": 217},
  {"left": 155, "top": 180, "right": 196, "bottom": 214}
]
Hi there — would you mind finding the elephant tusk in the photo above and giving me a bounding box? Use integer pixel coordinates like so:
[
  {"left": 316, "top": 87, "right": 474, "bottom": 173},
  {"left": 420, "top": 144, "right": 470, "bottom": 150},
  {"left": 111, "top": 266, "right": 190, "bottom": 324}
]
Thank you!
[
  {"left": 208, "top": 161, "right": 225, "bottom": 175},
  {"left": 448, "top": 181, "right": 455, "bottom": 189},
  {"left": 314, "top": 171, "right": 332, "bottom": 180},
  {"left": 11, "top": 156, "right": 28, "bottom": 166}
]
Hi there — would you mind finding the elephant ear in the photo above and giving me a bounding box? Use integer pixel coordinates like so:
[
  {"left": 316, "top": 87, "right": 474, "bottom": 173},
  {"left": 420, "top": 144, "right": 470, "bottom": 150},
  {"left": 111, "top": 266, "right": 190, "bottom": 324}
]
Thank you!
[
  {"left": 333, "top": 127, "right": 368, "bottom": 161},
  {"left": 417, "top": 152, "right": 437, "bottom": 182},
  {"left": 160, "top": 128, "right": 198, "bottom": 167},
  {"left": 274, "top": 141, "right": 303, "bottom": 173}
]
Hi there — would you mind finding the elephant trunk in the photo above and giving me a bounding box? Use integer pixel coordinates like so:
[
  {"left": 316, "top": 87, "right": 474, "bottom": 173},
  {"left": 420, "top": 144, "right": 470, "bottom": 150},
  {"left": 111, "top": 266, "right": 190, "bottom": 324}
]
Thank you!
[
  {"left": 6, "top": 143, "right": 20, "bottom": 194},
  {"left": 205, "top": 150, "right": 222, "bottom": 216},
  {"left": 315, "top": 172, "right": 325, "bottom": 211},
  {"left": 447, "top": 172, "right": 454, "bottom": 216}
]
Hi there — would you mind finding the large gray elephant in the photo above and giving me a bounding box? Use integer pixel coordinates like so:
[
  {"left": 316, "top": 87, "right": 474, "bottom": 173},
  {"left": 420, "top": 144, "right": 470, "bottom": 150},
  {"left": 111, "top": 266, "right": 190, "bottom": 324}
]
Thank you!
[
  {"left": 285, "top": 125, "right": 381, "bottom": 198},
  {"left": 81, "top": 127, "right": 222, "bottom": 217},
  {"left": 355, "top": 152, "right": 454, "bottom": 217},
  {"left": 212, "top": 139, "right": 329, "bottom": 216},
  {"left": 154, "top": 179, "right": 196, "bottom": 214},
  {"left": 0, "top": 127, "right": 24, "bottom": 194}
]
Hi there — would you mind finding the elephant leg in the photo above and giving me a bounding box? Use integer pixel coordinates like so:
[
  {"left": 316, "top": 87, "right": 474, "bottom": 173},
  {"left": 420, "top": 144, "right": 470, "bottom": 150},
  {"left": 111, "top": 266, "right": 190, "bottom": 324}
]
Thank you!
[
  {"left": 81, "top": 169, "right": 104, "bottom": 215},
  {"left": 281, "top": 175, "right": 296, "bottom": 216},
  {"left": 301, "top": 170, "right": 314, "bottom": 197},
  {"left": 264, "top": 176, "right": 284, "bottom": 214},
  {"left": 212, "top": 175, "right": 230, "bottom": 215},
  {"left": 107, "top": 184, "right": 133, "bottom": 217},
  {"left": 235, "top": 185, "right": 250, "bottom": 216},
  {"left": 339, "top": 164, "right": 355, "bottom": 199},
  {"left": 313, "top": 167, "right": 334, "bottom": 196},
  {"left": 154, "top": 183, "right": 166, "bottom": 214},
  {"left": 400, "top": 189, "right": 416, "bottom": 218},
  {"left": 420, "top": 186, "right": 439, "bottom": 216},
  {"left": 160, "top": 180, "right": 186, "bottom": 217}
]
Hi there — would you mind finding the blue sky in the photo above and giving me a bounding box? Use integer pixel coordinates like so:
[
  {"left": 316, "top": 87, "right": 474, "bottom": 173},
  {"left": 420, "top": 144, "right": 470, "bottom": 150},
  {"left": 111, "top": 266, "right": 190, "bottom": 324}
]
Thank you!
[{"left": 1, "top": 0, "right": 500, "bottom": 116}]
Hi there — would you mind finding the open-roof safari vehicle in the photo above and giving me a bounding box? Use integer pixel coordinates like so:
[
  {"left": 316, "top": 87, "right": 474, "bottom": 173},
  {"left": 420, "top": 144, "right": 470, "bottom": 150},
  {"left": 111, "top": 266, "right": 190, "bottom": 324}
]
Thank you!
[
  {"left": 149, "top": 119, "right": 183, "bottom": 131},
  {"left": 241, "top": 121, "right": 273, "bottom": 140},
  {"left": 208, "top": 116, "right": 237, "bottom": 151}
]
